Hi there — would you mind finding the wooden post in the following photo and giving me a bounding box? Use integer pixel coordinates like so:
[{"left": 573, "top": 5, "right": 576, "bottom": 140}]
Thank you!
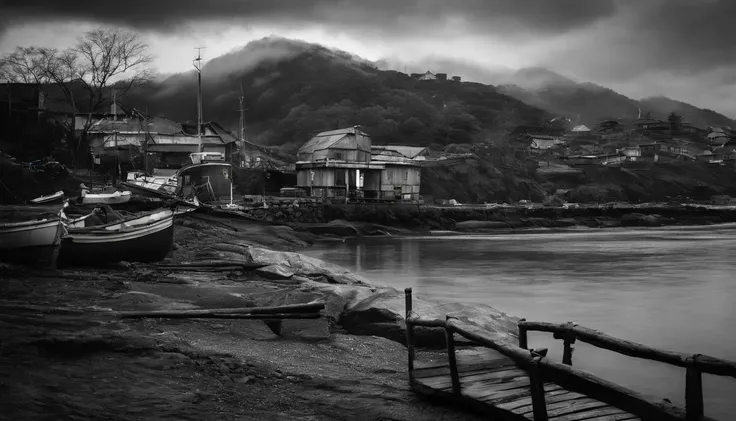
[
  {"left": 528, "top": 356, "right": 549, "bottom": 421},
  {"left": 445, "top": 315, "right": 461, "bottom": 395},
  {"left": 405, "top": 288, "right": 415, "bottom": 373},
  {"left": 686, "top": 355, "right": 704, "bottom": 421},
  {"left": 519, "top": 318, "right": 528, "bottom": 350},
  {"left": 562, "top": 322, "right": 576, "bottom": 366}
]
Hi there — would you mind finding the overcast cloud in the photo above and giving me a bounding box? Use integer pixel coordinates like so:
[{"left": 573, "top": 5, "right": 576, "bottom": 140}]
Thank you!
[{"left": 0, "top": 0, "right": 733, "bottom": 117}]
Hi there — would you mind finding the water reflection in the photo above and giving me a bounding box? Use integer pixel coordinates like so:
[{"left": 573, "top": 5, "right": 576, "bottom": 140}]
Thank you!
[{"left": 304, "top": 225, "right": 736, "bottom": 419}]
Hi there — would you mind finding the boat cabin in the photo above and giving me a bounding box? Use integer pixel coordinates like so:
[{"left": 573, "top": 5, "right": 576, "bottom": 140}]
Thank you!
[{"left": 175, "top": 152, "right": 234, "bottom": 204}]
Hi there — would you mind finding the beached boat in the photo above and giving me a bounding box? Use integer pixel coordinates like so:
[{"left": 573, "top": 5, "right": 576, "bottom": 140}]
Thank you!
[
  {"left": 0, "top": 205, "right": 66, "bottom": 265},
  {"left": 58, "top": 207, "right": 175, "bottom": 266},
  {"left": 29, "top": 190, "right": 65, "bottom": 205},
  {"left": 80, "top": 188, "right": 132, "bottom": 205},
  {"left": 122, "top": 170, "right": 178, "bottom": 199}
]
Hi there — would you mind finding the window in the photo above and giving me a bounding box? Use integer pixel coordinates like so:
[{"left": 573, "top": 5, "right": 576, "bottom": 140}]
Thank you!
[{"left": 334, "top": 152, "right": 343, "bottom": 160}]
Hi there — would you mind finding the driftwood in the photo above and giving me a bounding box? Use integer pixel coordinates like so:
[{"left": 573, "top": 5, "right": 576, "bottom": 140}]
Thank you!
[{"left": 115, "top": 302, "right": 325, "bottom": 319}]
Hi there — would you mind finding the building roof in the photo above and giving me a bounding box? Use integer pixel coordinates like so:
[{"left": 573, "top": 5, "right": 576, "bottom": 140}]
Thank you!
[
  {"left": 571, "top": 125, "right": 591, "bottom": 132},
  {"left": 298, "top": 126, "right": 370, "bottom": 155},
  {"left": 372, "top": 145, "right": 428, "bottom": 159}
]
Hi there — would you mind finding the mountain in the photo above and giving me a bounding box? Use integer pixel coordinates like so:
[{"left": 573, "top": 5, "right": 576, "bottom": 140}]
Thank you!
[
  {"left": 639, "top": 96, "right": 736, "bottom": 128},
  {"left": 123, "top": 37, "right": 549, "bottom": 152},
  {"left": 495, "top": 67, "right": 736, "bottom": 128}
]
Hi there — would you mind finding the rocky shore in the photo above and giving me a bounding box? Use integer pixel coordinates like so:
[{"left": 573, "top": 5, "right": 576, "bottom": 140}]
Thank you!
[{"left": 0, "top": 211, "right": 519, "bottom": 421}]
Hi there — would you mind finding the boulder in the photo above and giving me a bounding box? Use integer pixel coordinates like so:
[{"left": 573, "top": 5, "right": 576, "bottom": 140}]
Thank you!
[
  {"left": 341, "top": 288, "right": 519, "bottom": 347},
  {"left": 245, "top": 247, "right": 370, "bottom": 285}
]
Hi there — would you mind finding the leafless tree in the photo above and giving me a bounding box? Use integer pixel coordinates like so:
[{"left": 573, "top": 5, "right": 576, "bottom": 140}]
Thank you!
[{"left": 0, "top": 27, "right": 153, "bottom": 165}]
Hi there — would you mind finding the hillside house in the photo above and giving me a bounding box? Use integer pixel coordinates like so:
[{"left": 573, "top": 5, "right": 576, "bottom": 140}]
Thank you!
[
  {"left": 295, "top": 127, "right": 422, "bottom": 201},
  {"left": 619, "top": 146, "right": 641, "bottom": 160},
  {"left": 634, "top": 119, "right": 669, "bottom": 131},
  {"left": 570, "top": 125, "right": 592, "bottom": 137},
  {"left": 707, "top": 128, "right": 730, "bottom": 146},
  {"left": 593, "top": 120, "right": 623, "bottom": 134},
  {"left": 638, "top": 143, "right": 663, "bottom": 157},
  {"left": 436, "top": 73, "right": 448, "bottom": 81},
  {"left": 528, "top": 134, "right": 563, "bottom": 151},
  {"left": 371, "top": 145, "right": 430, "bottom": 160},
  {"left": 418, "top": 71, "right": 436, "bottom": 81}
]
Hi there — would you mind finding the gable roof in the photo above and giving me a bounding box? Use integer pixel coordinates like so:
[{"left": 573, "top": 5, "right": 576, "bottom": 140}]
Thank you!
[
  {"left": 298, "top": 126, "right": 370, "bottom": 154},
  {"left": 571, "top": 125, "right": 591, "bottom": 132},
  {"left": 373, "top": 145, "right": 428, "bottom": 159}
]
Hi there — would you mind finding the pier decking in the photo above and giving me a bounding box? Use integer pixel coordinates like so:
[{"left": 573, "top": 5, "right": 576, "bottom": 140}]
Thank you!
[{"left": 404, "top": 288, "right": 736, "bottom": 421}]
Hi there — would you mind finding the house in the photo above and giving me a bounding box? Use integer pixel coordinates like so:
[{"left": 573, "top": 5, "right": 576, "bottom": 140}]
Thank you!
[
  {"left": 528, "top": 134, "right": 562, "bottom": 150},
  {"left": 619, "top": 146, "right": 641, "bottom": 159},
  {"left": 570, "top": 125, "right": 593, "bottom": 138},
  {"left": 707, "top": 128, "right": 730, "bottom": 146},
  {"left": 638, "top": 143, "right": 663, "bottom": 157},
  {"left": 295, "top": 127, "right": 422, "bottom": 202},
  {"left": 88, "top": 111, "right": 239, "bottom": 171},
  {"left": 593, "top": 120, "right": 623, "bottom": 134},
  {"left": 633, "top": 118, "right": 669, "bottom": 131},
  {"left": 418, "top": 71, "right": 436, "bottom": 81},
  {"left": 436, "top": 73, "right": 448, "bottom": 81}
]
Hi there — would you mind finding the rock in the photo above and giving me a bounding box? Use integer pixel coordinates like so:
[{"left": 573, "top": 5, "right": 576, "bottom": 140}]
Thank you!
[
  {"left": 621, "top": 213, "right": 663, "bottom": 227},
  {"left": 303, "top": 219, "right": 359, "bottom": 237},
  {"left": 454, "top": 220, "right": 511, "bottom": 230},
  {"left": 245, "top": 247, "right": 370, "bottom": 285},
  {"left": 340, "top": 288, "right": 519, "bottom": 348}
]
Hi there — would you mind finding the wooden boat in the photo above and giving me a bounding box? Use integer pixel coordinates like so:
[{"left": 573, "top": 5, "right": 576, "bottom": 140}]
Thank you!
[
  {"left": 80, "top": 188, "right": 132, "bottom": 204},
  {"left": 29, "top": 190, "right": 65, "bottom": 205},
  {"left": 58, "top": 207, "right": 175, "bottom": 266},
  {"left": 0, "top": 205, "right": 65, "bottom": 266}
]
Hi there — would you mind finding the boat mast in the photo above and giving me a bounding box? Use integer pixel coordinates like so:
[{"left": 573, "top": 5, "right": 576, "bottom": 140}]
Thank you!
[
  {"left": 193, "top": 47, "right": 205, "bottom": 154},
  {"left": 238, "top": 82, "right": 248, "bottom": 167}
]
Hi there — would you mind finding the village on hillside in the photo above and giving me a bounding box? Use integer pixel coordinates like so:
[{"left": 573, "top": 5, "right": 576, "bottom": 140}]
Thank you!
[
  {"left": 2, "top": 76, "right": 736, "bottom": 207},
  {"left": 515, "top": 114, "right": 736, "bottom": 168}
]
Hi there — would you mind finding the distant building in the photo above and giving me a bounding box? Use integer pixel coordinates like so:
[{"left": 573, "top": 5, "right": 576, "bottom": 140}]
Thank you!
[
  {"left": 452, "top": 76, "right": 462, "bottom": 82},
  {"left": 436, "top": 73, "right": 448, "bottom": 81},
  {"left": 410, "top": 73, "right": 423, "bottom": 79},
  {"left": 570, "top": 125, "right": 592, "bottom": 137},
  {"left": 418, "top": 71, "right": 436, "bottom": 81}
]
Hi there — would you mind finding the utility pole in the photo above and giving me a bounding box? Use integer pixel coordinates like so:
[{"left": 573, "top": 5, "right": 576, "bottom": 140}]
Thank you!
[
  {"left": 193, "top": 47, "right": 205, "bottom": 153},
  {"left": 238, "top": 83, "right": 248, "bottom": 167}
]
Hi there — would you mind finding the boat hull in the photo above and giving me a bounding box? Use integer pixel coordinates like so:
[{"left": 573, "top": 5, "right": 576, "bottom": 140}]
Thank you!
[
  {"left": 30, "top": 191, "right": 65, "bottom": 205},
  {"left": 0, "top": 218, "right": 64, "bottom": 266},
  {"left": 81, "top": 191, "right": 132, "bottom": 205},
  {"left": 58, "top": 211, "right": 174, "bottom": 265}
]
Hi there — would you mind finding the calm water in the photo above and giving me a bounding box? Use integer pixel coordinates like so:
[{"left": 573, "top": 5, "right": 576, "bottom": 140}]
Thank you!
[{"left": 303, "top": 225, "right": 736, "bottom": 419}]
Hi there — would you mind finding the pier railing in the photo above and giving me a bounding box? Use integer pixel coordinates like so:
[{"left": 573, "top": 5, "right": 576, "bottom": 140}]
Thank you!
[
  {"left": 403, "top": 288, "right": 726, "bottom": 421},
  {"left": 519, "top": 320, "right": 736, "bottom": 421}
]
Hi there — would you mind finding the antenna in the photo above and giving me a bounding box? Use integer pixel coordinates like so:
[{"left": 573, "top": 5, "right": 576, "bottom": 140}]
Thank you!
[{"left": 193, "top": 47, "right": 206, "bottom": 153}]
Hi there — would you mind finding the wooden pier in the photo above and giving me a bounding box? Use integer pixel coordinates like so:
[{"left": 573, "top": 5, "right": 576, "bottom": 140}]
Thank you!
[{"left": 404, "top": 288, "right": 736, "bottom": 421}]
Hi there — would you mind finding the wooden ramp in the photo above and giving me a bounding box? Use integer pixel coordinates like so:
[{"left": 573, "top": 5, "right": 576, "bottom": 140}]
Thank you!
[{"left": 411, "top": 350, "right": 639, "bottom": 421}]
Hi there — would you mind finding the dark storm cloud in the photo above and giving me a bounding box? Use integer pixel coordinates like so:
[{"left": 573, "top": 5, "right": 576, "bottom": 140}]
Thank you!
[{"left": 0, "top": 0, "right": 617, "bottom": 37}]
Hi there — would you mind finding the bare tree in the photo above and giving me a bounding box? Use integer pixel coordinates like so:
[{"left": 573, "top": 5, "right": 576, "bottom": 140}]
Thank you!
[{"left": 1, "top": 27, "right": 153, "bottom": 165}]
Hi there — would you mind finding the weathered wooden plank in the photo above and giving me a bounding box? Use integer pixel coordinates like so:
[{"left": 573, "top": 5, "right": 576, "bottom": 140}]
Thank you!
[
  {"left": 544, "top": 400, "right": 613, "bottom": 418},
  {"left": 413, "top": 361, "right": 514, "bottom": 379},
  {"left": 549, "top": 407, "right": 633, "bottom": 421},
  {"left": 416, "top": 367, "right": 526, "bottom": 389},
  {"left": 498, "top": 389, "right": 580, "bottom": 412},
  {"left": 482, "top": 383, "right": 563, "bottom": 405},
  {"left": 517, "top": 397, "right": 600, "bottom": 416}
]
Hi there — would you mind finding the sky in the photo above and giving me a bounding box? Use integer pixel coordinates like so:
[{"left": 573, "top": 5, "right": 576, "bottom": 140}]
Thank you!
[{"left": 0, "top": 0, "right": 734, "bottom": 118}]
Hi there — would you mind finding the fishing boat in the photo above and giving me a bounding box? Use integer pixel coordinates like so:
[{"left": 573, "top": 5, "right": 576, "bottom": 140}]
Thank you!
[
  {"left": 29, "top": 190, "right": 65, "bottom": 205},
  {"left": 121, "top": 170, "right": 178, "bottom": 199},
  {"left": 80, "top": 188, "right": 132, "bottom": 205},
  {"left": 0, "top": 204, "right": 66, "bottom": 266},
  {"left": 175, "top": 152, "right": 235, "bottom": 207},
  {"left": 58, "top": 206, "right": 176, "bottom": 266}
]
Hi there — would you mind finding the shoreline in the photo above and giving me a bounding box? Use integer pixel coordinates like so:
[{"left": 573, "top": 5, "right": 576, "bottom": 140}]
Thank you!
[{"left": 0, "top": 211, "right": 508, "bottom": 420}]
